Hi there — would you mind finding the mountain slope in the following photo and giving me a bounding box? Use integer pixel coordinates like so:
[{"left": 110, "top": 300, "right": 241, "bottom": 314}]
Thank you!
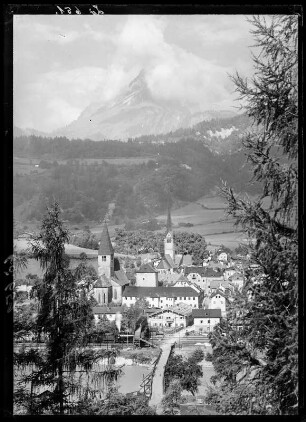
[{"left": 52, "top": 70, "right": 238, "bottom": 141}]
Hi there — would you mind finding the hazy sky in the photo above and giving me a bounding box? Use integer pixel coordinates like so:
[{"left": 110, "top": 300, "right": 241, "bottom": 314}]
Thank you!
[{"left": 14, "top": 14, "right": 260, "bottom": 133}]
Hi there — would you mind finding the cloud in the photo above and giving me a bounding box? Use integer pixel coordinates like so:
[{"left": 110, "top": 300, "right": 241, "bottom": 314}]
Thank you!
[{"left": 14, "top": 14, "right": 257, "bottom": 132}]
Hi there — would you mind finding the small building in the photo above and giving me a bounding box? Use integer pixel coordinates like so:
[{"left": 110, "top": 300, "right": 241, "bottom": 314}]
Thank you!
[
  {"left": 92, "top": 306, "right": 122, "bottom": 323},
  {"left": 223, "top": 267, "right": 237, "bottom": 280},
  {"left": 156, "top": 257, "right": 173, "bottom": 275},
  {"left": 217, "top": 252, "right": 228, "bottom": 262},
  {"left": 192, "top": 308, "right": 221, "bottom": 333},
  {"left": 228, "top": 272, "right": 245, "bottom": 291},
  {"left": 208, "top": 290, "right": 227, "bottom": 318},
  {"left": 185, "top": 267, "right": 224, "bottom": 294},
  {"left": 135, "top": 262, "right": 158, "bottom": 287},
  {"left": 147, "top": 303, "right": 193, "bottom": 329},
  {"left": 172, "top": 274, "right": 201, "bottom": 293}
]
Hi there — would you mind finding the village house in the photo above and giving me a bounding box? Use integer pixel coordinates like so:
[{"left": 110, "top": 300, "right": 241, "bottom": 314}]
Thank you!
[
  {"left": 223, "top": 267, "right": 237, "bottom": 280},
  {"left": 192, "top": 308, "right": 222, "bottom": 333},
  {"left": 172, "top": 274, "right": 201, "bottom": 293},
  {"left": 217, "top": 251, "right": 228, "bottom": 263},
  {"left": 135, "top": 262, "right": 158, "bottom": 287},
  {"left": 92, "top": 306, "right": 122, "bottom": 323},
  {"left": 207, "top": 289, "right": 228, "bottom": 318},
  {"left": 185, "top": 266, "right": 224, "bottom": 295},
  {"left": 147, "top": 303, "right": 193, "bottom": 329},
  {"left": 228, "top": 272, "right": 245, "bottom": 291},
  {"left": 122, "top": 286, "right": 202, "bottom": 309}
]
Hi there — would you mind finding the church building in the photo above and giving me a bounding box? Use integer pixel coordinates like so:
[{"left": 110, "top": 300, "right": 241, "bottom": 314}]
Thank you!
[{"left": 93, "top": 221, "right": 129, "bottom": 306}]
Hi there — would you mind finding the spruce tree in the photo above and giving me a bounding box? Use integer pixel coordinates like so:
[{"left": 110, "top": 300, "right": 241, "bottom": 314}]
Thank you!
[
  {"left": 207, "top": 15, "right": 299, "bottom": 415},
  {"left": 14, "top": 203, "right": 121, "bottom": 414}
]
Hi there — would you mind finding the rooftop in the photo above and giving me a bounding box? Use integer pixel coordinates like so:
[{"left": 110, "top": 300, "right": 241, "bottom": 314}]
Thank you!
[
  {"left": 123, "top": 286, "right": 200, "bottom": 298},
  {"left": 192, "top": 308, "right": 222, "bottom": 318},
  {"left": 98, "top": 222, "right": 114, "bottom": 255},
  {"left": 136, "top": 262, "right": 158, "bottom": 273},
  {"left": 92, "top": 306, "right": 122, "bottom": 314}
]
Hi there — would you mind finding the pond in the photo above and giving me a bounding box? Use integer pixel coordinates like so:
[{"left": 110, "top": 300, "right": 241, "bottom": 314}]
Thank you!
[{"left": 117, "top": 364, "right": 151, "bottom": 394}]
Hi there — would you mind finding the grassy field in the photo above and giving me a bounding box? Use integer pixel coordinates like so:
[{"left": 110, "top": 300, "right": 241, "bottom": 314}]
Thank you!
[
  {"left": 156, "top": 195, "right": 244, "bottom": 248},
  {"left": 13, "top": 156, "right": 157, "bottom": 175},
  {"left": 77, "top": 157, "right": 157, "bottom": 166}
]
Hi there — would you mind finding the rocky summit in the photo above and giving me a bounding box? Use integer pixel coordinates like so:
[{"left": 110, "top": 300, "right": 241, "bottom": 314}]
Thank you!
[{"left": 51, "top": 70, "right": 237, "bottom": 141}]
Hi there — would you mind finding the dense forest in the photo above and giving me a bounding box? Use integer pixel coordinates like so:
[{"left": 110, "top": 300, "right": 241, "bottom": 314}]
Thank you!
[{"left": 14, "top": 135, "right": 261, "bottom": 226}]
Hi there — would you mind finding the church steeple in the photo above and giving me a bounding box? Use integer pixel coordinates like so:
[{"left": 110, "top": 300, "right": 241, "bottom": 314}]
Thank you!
[
  {"left": 98, "top": 220, "right": 114, "bottom": 278},
  {"left": 166, "top": 204, "right": 172, "bottom": 233},
  {"left": 98, "top": 220, "right": 114, "bottom": 255},
  {"left": 164, "top": 204, "right": 175, "bottom": 261}
]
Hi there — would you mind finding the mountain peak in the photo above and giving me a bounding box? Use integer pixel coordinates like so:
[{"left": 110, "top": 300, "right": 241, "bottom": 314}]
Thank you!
[{"left": 128, "top": 69, "right": 146, "bottom": 90}]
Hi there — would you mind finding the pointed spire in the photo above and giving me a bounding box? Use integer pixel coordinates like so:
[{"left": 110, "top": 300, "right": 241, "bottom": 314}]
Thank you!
[
  {"left": 166, "top": 203, "right": 172, "bottom": 232},
  {"left": 98, "top": 220, "right": 114, "bottom": 255}
]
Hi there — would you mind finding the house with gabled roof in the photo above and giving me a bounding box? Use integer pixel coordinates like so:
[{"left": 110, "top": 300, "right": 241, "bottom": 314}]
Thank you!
[
  {"left": 122, "top": 286, "right": 201, "bottom": 309},
  {"left": 192, "top": 308, "right": 221, "bottom": 333},
  {"left": 135, "top": 262, "right": 158, "bottom": 287},
  {"left": 92, "top": 306, "right": 122, "bottom": 323},
  {"left": 185, "top": 266, "right": 224, "bottom": 294},
  {"left": 172, "top": 273, "right": 202, "bottom": 294},
  {"left": 208, "top": 289, "right": 228, "bottom": 317},
  {"left": 147, "top": 303, "right": 193, "bottom": 329}
]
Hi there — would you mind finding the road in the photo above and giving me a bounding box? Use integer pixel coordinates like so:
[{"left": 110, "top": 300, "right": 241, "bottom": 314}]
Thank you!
[{"left": 148, "top": 326, "right": 195, "bottom": 414}]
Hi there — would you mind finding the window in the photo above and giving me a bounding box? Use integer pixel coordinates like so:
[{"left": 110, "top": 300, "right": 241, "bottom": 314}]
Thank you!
[
  {"left": 103, "top": 293, "right": 106, "bottom": 303},
  {"left": 193, "top": 297, "right": 195, "bottom": 300},
  {"left": 98, "top": 293, "right": 101, "bottom": 303},
  {"left": 200, "top": 320, "right": 203, "bottom": 323},
  {"left": 208, "top": 319, "right": 210, "bottom": 323},
  {"left": 102, "top": 256, "right": 106, "bottom": 262},
  {"left": 114, "top": 290, "right": 117, "bottom": 300}
]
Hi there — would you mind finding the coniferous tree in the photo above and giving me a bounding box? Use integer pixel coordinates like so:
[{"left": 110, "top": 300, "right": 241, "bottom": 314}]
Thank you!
[
  {"left": 206, "top": 15, "right": 299, "bottom": 415},
  {"left": 14, "top": 203, "right": 121, "bottom": 414}
]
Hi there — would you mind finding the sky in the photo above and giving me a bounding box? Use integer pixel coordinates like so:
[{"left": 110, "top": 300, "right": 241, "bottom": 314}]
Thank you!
[{"left": 14, "top": 14, "right": 260, "bottom": 133}]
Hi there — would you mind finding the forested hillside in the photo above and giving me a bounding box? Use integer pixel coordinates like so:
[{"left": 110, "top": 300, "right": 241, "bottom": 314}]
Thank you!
[{"left": 14, "top": 136, "right": 261, "bottom": 226}]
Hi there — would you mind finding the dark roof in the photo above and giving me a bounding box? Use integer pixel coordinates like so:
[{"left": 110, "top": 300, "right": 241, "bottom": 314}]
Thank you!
[
  {"left": 92, "top": 306, "right": 122, "bottom": 315},
  {"left": 165, "top": 254, "right": 176, "bottom": 268},
  {"left": 192, "top": 308, "right": 221, "bottom": 318},
  {"left": 185, "top": 267, "right": 223, "bottom": 277},
  {"left": 113, "top": 269, "right": 130, "bottom": 286},
  {"left": 144, "top": 307, "right": 162, "bottom": 314},
  {"left": 123, "top": 286, "right": 200, "bottom": 298},
  {"left": 98, "top": 222, "right": 114, "bottom": 255},
  {"left": 211, "top": 289, "right": 227, "bottom": 298},
  {"left": 176, "top": 273, "right": 189, "bottom": 283},
  {"left": 149, "top": 304, "right": 192, "bottom": 317},
  {"left": 156, "top": 258, "right": 171, "bottom": 270},
  {"left": 136, "top": 262, "right": 157, "bottom": 273},
  {"left": 94, "top": 274, "right": 112, "bottom": 288}
]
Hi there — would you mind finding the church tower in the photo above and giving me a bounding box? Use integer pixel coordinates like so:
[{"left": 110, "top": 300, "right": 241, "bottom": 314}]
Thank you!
[
  {"left": 164, "top": 205, "right": 175, "bottom": 261},
  {"left": 97, "top": 221, "right": 114, "bottom": 279}
]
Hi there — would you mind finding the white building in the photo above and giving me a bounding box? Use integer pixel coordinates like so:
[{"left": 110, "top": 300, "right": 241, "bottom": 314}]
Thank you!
[
  {"left": 147, "top": 304, "right": 193, "bottom": 329},
  {"left": 192, "top": 308, "right": 222, "bottom": 333},
  {"left": 122, "top": 286, "right": 202, "bottom": 309},
  {"left": 92, "top": 306, "right": 122, "bottom": 323},
  {"left": 208, "top": 290, "right": 227, "bottom": 318},
  {"left": 135, "top": 262, "right": 158, "bottom": 287}
]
